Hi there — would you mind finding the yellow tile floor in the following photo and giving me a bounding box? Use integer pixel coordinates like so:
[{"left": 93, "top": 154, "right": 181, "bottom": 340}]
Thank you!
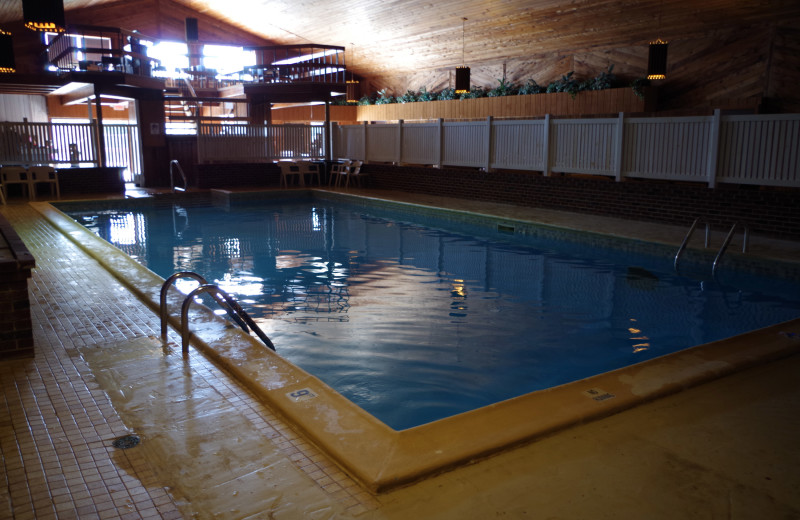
[
  {"left": 0, "top": 201, "right": 377, "bottom": 519},
  {"left": 2, "top": 189, "right": 800, "bottom": 519}
]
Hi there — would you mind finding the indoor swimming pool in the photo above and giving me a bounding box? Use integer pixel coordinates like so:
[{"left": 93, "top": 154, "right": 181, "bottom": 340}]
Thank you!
[{"left": 56, "top": 193, "right": 800, "bottom": 431}]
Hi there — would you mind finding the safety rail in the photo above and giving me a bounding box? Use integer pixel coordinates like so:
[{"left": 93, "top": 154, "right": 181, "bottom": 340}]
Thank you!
[
  {"left": 674, "top": 218, "right": 749, "bottom": 275},
  {"left": 169, "top": 159, "right": 187, "bottom": 192},
  {"left": 159, "top": 271, "right": 276, "bottom": 354},
  {"left": 712, "top": 223, "right": 749, "bottom": 275}
]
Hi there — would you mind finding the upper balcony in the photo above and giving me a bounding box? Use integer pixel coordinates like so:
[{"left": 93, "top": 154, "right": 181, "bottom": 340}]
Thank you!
[
  {"left": 44, "top": 24, "right": 162, "bottom": 87},
  {"left": 42, "top": 26, "right": 350, "bottom": 101}
]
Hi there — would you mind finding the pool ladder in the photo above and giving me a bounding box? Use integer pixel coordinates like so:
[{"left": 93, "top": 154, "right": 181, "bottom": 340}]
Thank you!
[
  {"left": 169, "top": 160, "right": 187, "bottom": 192},
  {"left": 674, "top": 218, "right": 749, "bottom": 275},
  {"left": 160, "top": 271, "right": 276, "bottom": 355}
]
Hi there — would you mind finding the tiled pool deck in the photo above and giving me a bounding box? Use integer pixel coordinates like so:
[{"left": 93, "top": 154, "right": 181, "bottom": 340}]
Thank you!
[{"left": 1, "top": 187, "right": 799, "bottom": 519}]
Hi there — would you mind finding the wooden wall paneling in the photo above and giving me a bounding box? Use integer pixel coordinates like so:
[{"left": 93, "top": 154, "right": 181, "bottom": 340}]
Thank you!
[{"left": 767, "top": 25, "right": 800, "bottom": 112}]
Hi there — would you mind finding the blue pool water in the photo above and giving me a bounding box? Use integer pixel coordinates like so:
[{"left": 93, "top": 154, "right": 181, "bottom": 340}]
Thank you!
[{"left": 59, "top": 195, "right": 800, "bottom": 430}]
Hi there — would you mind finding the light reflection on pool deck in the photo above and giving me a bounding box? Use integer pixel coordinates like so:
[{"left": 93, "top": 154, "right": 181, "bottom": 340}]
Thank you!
[{"left": 32, "top": 193, "right": 800, "bottom": 494}]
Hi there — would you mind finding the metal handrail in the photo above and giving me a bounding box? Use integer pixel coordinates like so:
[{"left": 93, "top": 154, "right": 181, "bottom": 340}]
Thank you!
[
  {"left": 674, "top": 218, "right": 710, "bottom": 271},
  {"left": 169, "top": 159, "right": 187, "bottom": 192},
  {"left": 712, "top": 222, "right": 749, "bottom": 275},
  {"left": 160, "top": 271, "right": 249, "bottom": 342},
  {"left": 675, "top": 218, "right": 750, "bottom": 275},
  {"left": 180, "top": 284, "right": 276, "bottom": 355}
]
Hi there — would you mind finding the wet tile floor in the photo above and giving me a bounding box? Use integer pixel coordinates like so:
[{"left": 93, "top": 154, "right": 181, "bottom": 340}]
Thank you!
[
  {"left": 1, "top": 188, "right": 799, "bottom": 519},
  {"left": 0, "top": 200, "right": 378, "bottom": 519}
]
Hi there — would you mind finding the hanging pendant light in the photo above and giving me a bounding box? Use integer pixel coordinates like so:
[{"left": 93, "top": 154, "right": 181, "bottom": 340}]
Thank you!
[
  {"left": 454, "top": 17, "right": 470, "bottom": 94},
  {"left": 346, "top": 43, "right": 360, "bottom": 103},
  {"left": 346, "top": 79, "right": 360, "bottom": 103},
  {"left": 23, "top": 0, "right": 66, "bottom": 32},
  {"left": 647, "top": 38, "right": 669, "bottom": 80},
  {"left": 0, "top": 30, "right": 15, "bottom": 73}
]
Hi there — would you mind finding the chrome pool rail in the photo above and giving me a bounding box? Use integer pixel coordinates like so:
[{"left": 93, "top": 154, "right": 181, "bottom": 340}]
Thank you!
[
  {"left": 712, "top": 222, "right": 749, "bottom": 276},
  {"left": 160, "top": 271, "right": 276, "bottom": 354},
  {"left": 169, "top": 159, "right": 187, "bottom": 192},
  {"left": 675, "top": 218, "right": 750, "bottom": 275}
]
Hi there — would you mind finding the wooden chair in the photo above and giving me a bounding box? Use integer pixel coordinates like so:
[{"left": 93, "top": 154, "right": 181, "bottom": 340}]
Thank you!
[
  {"left": 28, "top": 165, "right": 60, "bottom": 199},
  {"left": 1, "top": 166, "right": 32, "bottom": 199},
  {"left": 278, "top": 161, "right": 304, "bottom": 188}
]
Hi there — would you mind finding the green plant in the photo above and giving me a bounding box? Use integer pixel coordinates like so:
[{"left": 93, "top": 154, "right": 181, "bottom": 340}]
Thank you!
[
  {"left": 518, "top": 79, "right": 544, "bottom": 95},
  {"left": 417, "top": 86, "right": 437, "bottom": 102},
  {"left": 547, "top": 71, "right": 580, "bottom": 98},
  {"left": 437, "top": 87, "right": 457, "bottom": 101},
  {"left": 586, "top": 65, "right": 616, "bottom": 91},
  {"left": 488, "top": 76, "right": 517, "bottom": 97},
  {"left": 462, "top": 86, "right": 487, "bottom": 99},
  {"left": 375, "top": 88, "right": 396, "bottom": 104},
  {"left": 630, "top": 77, "right": 651, "bottom": 100},
  {"left": 397, "top": 89, "right": 419, "bottom": 103},
  {"left": 357, "top": 95, "right": 373, "bottom": 105}
]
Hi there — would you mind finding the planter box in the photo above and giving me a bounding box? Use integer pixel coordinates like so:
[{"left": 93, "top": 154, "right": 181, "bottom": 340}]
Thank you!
[{"left": 357, "top": 87, "right": 656, "bottom": 121}]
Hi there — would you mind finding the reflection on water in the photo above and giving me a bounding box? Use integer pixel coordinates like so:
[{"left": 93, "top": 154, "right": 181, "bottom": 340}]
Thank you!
[{"left": 66, "top": 199, "right": 800, "bottom": 430}]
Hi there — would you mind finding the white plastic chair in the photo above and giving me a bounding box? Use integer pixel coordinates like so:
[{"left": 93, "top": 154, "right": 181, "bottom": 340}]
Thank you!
[
  {"left": 28, "top": 165, "right": 60, "bottom": 199},
  {"left": 331, "top": 160, "right": 353, "bottom": 188},
  {"left": 278, "top": 161, "right": 304, "bottom": 188},
  {"left": 345, "top": 160, "right": 367, "bottom": 188},
  {"left": 1, "top": 166, "right": 32, "bottom": 199},
  {"left": 297, "top": 161, "right": 321, "bottom": 186}
]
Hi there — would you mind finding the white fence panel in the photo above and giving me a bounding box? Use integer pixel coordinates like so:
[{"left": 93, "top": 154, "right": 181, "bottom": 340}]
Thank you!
[
  {"left": 366, "top": 124, "right": 399, "bottom": 163},
  {"left": 491, "top": 119, "right": 546, "bottom": 171},
  {"left": 199, "top": 124, "right": 324, "bottom": 162},
  {"left": 550, "top": 118, "right": 617, "bottom": 175},
  {"left": 442, "top": 121, "right": 486, "bottom": 167},
  {"left": 0, "top": 121, "right": 99, "bottom": 165},
  {"left": 717, "top": 114, "right": 800, "bottom": 187},
  {"left": 337, "top": 124, "right": 364, "bottom": 160},
  {"left": 199, "top": 124, "right": 266, "bottom": 162},
  {"left": 269, "top": 124, "right": 324, "bottom": 160},
  {"left": 622, "top": 116, "right": 711, "bottom": 182},
  {"left": 401, "top": 123, "right": 439, "bottom": 165},
  {"left": 103, "top": 124, "right": 142, "bottom": 181}
]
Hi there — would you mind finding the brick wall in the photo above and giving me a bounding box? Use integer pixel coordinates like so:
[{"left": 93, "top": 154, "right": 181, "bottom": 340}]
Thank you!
[
  {"left": 197, "top": 163, "right": 280, "bottom": 189},
  {"left": 362, "top": 164, "right": 800, "bottom": 240},
  {"left": 0, "top": 217, "right": 35, "bottom": 359}
]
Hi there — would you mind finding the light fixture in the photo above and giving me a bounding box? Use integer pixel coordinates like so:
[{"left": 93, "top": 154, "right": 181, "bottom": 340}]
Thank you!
[
  {"left": 455, "top": 17, "right": 470, "bottom": 94},
  {"left": 23, "top": 0, "right": 66, "bottom": 32},
  {"left": 647, "top": 38, "right": 668, "bottom": 80},
  {"left": 346, "top": 79, "right": 359, "bottom": 103},
  {"left": 0, "top": 30, "right": 15, "bottom": 73},
  {"left": 346, "top": 43, "right": 359, "bottom": 103}
]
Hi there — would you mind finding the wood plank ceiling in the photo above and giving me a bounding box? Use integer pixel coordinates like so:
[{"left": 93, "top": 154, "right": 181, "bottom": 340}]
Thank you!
[
  {"left": 0, "top": 0, "right": 798, "bottom": 102},
  {"left": 0, "top": 0, "right": 797, "bottom": 74}
]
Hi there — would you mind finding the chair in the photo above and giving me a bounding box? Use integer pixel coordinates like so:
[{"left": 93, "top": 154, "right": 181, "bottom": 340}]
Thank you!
[
  {"left": 297, "top": 161, "right": 321, "bottom": 186},
  {"left": 330, "top": 160, "right": 352, "bottom": 188},
  {"left": 1, "top": 166, "right": 32, "bottom": 199},
  {"left": 278, "top": 161, "right": 304, "bottom": 188},
  {"left": 344, "top": 160, "right": 367, "bottom": 188},
  {"left": 29, "top": 165, "right": 60, "bottom": 199}
]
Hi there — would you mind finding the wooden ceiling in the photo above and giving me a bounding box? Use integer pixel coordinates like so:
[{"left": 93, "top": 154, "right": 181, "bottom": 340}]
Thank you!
[
  {"left": 0, "top": 0, "right": 797, "bottom": 78},
  {"left": 0, "top": 0, "right": 798, "bottom": 108}
]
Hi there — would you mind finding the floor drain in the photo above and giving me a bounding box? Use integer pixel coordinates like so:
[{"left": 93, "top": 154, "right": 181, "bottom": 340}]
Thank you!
[{"left": 112, "top": 434, "right": 140, "bottom": 449}]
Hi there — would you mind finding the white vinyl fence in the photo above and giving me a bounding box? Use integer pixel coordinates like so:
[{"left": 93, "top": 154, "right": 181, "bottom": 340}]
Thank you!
[
  {"left": 330, "top": 112, "right": 800, "bottom": 188},
  {"left": 0, "top": 121, "right": 142, "bottom": 182},
  {"left": 197, "top": 123, "right": 325, "bottom": 163}
]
